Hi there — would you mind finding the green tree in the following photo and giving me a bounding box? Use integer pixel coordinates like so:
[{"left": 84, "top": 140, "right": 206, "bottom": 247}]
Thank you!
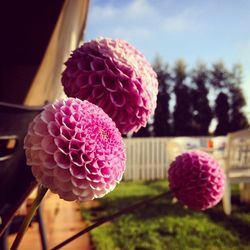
[
  {"left": 191, "top": 63, "right": 213, "bottom": 135},
  {"left": 210, "top": 61, "right": 229, "bottom": 88},
  {"left": 229, "top": 87, "right": 249, "bottom": 131},
  {"left": 211, "top": 62, "right": 231, "bottom": 135},
  {"left": 214, "top": 92, "right": 230, "bottom": 135},
  {"left": 173, "top": 60, "right": 194, "bottom": 136},
  {"left": 132, "top": 123, "right": 152, "bottom": 137},
  {"left": 153, "top": 56, "right": 172, "bottom": 136},
  {"left": 228, "top": 65, "right": 249, "bottom": 131},
  {"left": 211, "top": 62, "right": 248, "bottom": 134}
]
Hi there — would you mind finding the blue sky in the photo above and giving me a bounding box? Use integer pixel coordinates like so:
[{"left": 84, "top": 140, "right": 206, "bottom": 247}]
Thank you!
[{"left": 85, "top": 0, "right": 250, "bottom": 116}]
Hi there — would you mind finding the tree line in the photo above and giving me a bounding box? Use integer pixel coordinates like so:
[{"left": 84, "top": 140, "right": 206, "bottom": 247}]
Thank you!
[{"left": 133, "top": 57, "right": 249, "bottom": 137}]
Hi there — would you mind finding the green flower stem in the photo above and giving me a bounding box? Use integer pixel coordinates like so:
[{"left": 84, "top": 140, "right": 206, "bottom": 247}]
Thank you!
[
  {"left": 51, "top": 189, "right": 175, "bottom": 250},
  {"left": 10, "top": 185, "right": 48, "bottom": 250}
]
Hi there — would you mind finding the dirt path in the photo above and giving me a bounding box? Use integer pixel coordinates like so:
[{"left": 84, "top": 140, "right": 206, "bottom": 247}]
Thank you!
[{"left": 8, "top": 192, "right": 91, "bottom": 250}]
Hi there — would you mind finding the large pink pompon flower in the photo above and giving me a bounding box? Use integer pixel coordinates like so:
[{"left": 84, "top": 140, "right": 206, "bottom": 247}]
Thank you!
[
  {"left": 24, "top": 98, "right": 126, "bottom": 201},
  {"left": 168, "top": 151, "right": 225, "bottom": 210},
  {"left": 61, "top": 37, "right": 158, "bottom": 134}
]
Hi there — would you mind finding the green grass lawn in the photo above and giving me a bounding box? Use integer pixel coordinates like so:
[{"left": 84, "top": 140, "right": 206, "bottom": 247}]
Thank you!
[{"left": 81, "top": 181, "right": 250, "bottom": 250}]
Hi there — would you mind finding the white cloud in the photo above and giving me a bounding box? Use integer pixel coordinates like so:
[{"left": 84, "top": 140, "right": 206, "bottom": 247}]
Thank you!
[
  {"left": 89, "top": 0, "right": 156, "bottom": 24},
  {"left": 112, "top": 26, "right": 151, "bottom": 41},
  {"left": 89, "top": 5, "right": 118, "bottom": 22},
  {"left": 89, "top": 1, "right": 200, "bottom": 36},
  {"left": 88, "top": 0, "right": 155, "bottom": 43},
  {"left": 162, "top": 8, "right": 198, "bottom": 32},
  {"left": 163, "top": 16, "right": 189, "bottom": 32},
  {"left": 127, "top": 0, "right": 156, "bottom": 19}
]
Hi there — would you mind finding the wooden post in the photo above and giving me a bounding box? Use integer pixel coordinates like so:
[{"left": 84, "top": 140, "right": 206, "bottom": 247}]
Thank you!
[
  {"left": 24, "top": 0, "right": 89, "bottom": 106},
  {"left": 240, "top": 184, "right": 250, "bottom": 202}
]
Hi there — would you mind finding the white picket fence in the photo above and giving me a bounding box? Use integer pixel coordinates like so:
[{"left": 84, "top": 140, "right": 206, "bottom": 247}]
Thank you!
[
  {"left": 123, "top": 138, "right": 171, "bottom": 181},
  {"left": 123, "top": 136, "right": 215, "bottom": 181}
]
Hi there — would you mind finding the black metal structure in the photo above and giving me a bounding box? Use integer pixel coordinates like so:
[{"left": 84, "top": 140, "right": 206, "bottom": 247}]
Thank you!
[
  {"left": 0, "top": 0, "right": 89, "bottom": 248},
  {"left": 0, "top": 0, "right": 64, "bottom": 104},
  {"left": 0, "top": 103, "right": 47, "bottom": 249}
]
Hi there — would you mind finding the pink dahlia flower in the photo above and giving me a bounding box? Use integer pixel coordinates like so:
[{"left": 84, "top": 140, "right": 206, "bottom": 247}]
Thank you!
[
  {"left": 61, "top": 37, "right": 158, "bottom": 134},
  {"left": 24, "top": 98, "right": 126, "bottom": 201},
  {"left": 168, "top": 151, "right": 225, "bottom": 210}
]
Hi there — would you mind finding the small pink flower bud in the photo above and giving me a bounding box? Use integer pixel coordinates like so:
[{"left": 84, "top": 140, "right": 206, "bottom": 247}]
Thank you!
[{"left": 168, "top": 151, "right": 225, "bottom": 210}]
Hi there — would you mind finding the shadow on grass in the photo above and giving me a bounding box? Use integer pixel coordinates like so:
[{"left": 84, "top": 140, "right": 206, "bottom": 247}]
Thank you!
[
  {"left": 88, "top": 194, "right": 197, "bottom": 223},
  {"left": 206, "top": 196, "right": 250, "bottom": 245},
  {"left": 83, "top": 181, "right": 250, "bottom": 250},
  {"left": 87, "top": 192, "right": 250, "bottom": 244}
]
